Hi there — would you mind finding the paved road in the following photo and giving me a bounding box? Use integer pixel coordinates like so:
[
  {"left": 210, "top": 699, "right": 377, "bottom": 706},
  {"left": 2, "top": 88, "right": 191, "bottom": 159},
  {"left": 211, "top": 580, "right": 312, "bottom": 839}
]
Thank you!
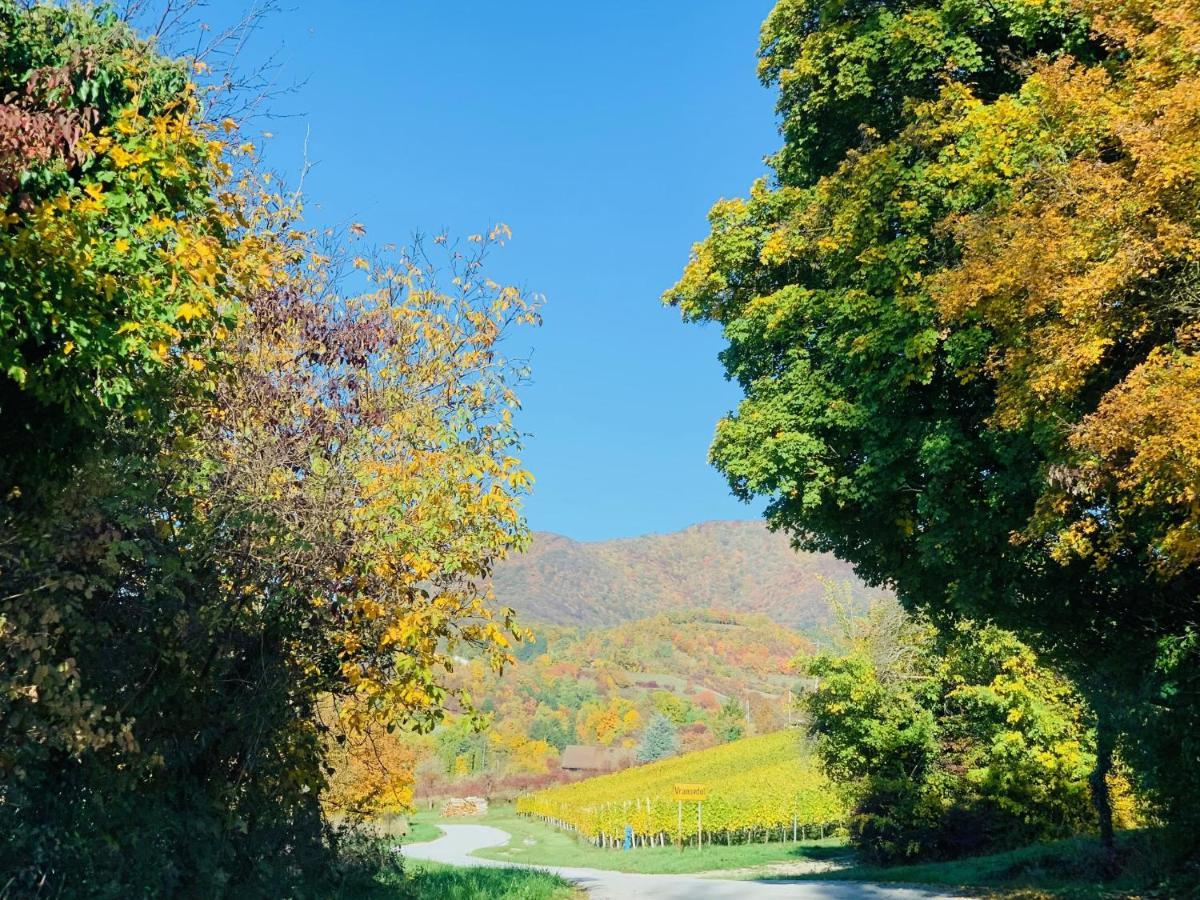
[{"left": 402, "top": 824, "right": 967, "bottom": 900}]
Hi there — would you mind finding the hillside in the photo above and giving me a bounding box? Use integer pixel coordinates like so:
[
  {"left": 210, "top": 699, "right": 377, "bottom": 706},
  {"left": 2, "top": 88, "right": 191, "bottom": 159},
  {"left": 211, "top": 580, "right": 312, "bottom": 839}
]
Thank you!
[
  {"left": 407, "top": 609, "right": 815, "bottom": 802},
  {"left": 516, "top": 730, "right": 845, "bottom": 845},
  {"left": 491, "top": 520, "right": 876, "bottom": 629}
]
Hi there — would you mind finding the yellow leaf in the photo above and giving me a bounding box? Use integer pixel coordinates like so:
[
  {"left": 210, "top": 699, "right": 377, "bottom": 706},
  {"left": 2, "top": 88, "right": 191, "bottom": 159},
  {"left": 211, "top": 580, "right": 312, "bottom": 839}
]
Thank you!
[
  {"left": 175, "top": 302, "right": 205, "bottom": 323},
  {"left": 109, "top": 146, "right": 136, "bottom": 169}
]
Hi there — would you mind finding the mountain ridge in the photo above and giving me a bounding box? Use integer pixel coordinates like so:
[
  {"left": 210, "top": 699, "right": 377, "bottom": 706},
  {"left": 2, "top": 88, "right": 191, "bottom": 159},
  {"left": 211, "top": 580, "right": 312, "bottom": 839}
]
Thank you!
[{"left": 491, "top": 519, "right": 878, "bottom": 631}]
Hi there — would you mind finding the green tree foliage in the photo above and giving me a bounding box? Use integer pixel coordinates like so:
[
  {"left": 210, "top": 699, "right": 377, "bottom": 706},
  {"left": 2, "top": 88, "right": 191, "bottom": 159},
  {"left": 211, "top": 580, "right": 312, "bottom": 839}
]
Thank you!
[
  {"left": 714, "top": 698, "right": 747, "bottom": 743},
  {"left": 759, "top": 0, "right": 1094, "bottom": 186},
  {"left": 530, "top": 714, "right": 573, "bottom": 753},
  {"left": 804, "top": 603, "right": 1102, "bottom": 863},
  {"left": 435, "top": 718, "right": 490, "bottom": 775},
  {"left": 0, "top": 3, "right": 235, "bottom": 488},
  {"left": 651, "top": 690, "right": 696, "bottom": 725},
  {"left": 667, "top": 0, "right": 1200, "bottom": 852},
  {"left": 637, "top": 713, "right": 679, "bottom": 763}
]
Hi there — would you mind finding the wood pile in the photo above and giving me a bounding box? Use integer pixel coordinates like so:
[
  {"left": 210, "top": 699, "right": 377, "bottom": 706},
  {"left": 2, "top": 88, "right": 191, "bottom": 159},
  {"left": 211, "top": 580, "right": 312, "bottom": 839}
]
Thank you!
[{"left": 440, "top": 796, "right": 488, "bottom": 817}]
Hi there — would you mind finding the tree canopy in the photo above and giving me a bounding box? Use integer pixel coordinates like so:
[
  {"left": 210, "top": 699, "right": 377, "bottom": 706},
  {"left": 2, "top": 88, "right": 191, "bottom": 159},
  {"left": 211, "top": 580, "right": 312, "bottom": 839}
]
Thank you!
[{"left": 669, "top": 0, "right": 1200, "bottom": 847}]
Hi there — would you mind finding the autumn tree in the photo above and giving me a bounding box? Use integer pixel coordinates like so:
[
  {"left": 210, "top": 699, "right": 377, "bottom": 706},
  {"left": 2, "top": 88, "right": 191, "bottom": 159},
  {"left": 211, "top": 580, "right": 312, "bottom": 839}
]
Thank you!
[
  {"left": 651, "top": 690, "right": 695, "bottom": 725},
  {"left": 323, "top": 703, "right": 419, "bottom": 819},
  {"left": 668, "top": 0, "right": 1200, "bottom": 853},
  {"left": 0, "top": 3, "right": 538, "bottom": 895},
  {"left": 576, "top": 697, "right": 641, "bottom": 747}
]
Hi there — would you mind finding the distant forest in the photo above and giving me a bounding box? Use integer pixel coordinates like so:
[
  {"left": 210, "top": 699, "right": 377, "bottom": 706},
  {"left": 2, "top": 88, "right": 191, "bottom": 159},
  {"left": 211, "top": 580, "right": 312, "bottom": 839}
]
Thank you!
[{"left": 491, "top": 520, "right": 875, "bottom": 629}]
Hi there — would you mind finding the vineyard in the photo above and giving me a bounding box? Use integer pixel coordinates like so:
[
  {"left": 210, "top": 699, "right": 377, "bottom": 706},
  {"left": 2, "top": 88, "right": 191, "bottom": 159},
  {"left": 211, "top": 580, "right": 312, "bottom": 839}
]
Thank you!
[{"left": 516, "top": 730, "right": 847, "bottom": 849}]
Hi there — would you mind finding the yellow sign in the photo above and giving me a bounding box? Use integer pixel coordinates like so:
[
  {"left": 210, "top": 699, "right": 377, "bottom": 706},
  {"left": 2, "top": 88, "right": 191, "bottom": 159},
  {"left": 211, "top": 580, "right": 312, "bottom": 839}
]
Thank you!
[{"left": 673, "top": 783, "right": 707, "bottom": 801}]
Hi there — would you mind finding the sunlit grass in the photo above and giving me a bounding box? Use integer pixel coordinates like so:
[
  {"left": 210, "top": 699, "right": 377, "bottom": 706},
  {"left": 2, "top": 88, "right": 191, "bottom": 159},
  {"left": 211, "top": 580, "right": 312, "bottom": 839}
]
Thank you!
[{"left": 400, "top": 861, "right": 579, "bottom": 900}]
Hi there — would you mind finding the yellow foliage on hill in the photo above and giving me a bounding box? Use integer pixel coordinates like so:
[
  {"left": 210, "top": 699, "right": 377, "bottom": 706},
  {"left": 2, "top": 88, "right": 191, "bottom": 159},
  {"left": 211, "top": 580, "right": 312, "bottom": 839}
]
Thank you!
[{"left": 517, "top": 729, "right": 845, "bottom": 846}]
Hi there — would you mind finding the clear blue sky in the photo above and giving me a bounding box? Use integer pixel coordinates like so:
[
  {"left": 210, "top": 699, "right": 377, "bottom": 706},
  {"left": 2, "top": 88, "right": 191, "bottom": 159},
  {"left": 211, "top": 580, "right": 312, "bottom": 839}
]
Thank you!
[{"left": 201, "top": 1, "right": 779, "bottom": 540}]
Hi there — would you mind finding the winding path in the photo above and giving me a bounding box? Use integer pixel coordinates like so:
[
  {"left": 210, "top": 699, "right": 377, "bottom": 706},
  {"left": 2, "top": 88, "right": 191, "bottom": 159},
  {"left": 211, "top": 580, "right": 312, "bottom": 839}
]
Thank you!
[{"left": 402, "top": 824, "right": 967, "bottom": 899}]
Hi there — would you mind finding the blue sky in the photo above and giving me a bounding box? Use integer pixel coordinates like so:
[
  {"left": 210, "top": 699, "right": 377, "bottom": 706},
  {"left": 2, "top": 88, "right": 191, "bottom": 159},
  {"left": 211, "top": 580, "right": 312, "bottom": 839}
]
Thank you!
[{"left": 201, "top": 1, "right": 779, "bottom": 540}]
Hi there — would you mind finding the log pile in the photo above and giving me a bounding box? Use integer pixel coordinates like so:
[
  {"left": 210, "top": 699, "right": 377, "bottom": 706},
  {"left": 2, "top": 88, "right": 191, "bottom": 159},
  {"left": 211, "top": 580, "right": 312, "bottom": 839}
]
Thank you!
[{"left": 440, "top": 796, "right": 488, "bottom": 817}]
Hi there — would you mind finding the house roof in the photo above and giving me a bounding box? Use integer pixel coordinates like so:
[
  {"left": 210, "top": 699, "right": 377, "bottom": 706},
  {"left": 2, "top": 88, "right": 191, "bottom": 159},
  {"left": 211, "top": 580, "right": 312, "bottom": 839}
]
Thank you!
[
  {"left": 561, "top": 745, "right": 636, "bottom": 771},
  {"left": 561, "top": 745, "right": 605, "bottom": 770}
]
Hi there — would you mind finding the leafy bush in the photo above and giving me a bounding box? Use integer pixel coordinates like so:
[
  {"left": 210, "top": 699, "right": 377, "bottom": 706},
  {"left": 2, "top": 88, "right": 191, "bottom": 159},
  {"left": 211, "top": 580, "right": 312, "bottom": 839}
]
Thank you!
[{"left": 803, "top": 605, "right": 1108, "bottom": 864}]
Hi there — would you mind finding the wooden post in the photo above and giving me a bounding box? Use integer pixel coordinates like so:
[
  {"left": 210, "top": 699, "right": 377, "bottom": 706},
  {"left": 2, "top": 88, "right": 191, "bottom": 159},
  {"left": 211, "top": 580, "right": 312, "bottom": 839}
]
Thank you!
[
  {"left": 677, "top": 800, "right": 682, "bottom": 851},
  {"left": 793, "top": 815, "right": 798, "bottom": 842},
  {"left": 697, "top": 802, "right": 702, "bottom": 849}
]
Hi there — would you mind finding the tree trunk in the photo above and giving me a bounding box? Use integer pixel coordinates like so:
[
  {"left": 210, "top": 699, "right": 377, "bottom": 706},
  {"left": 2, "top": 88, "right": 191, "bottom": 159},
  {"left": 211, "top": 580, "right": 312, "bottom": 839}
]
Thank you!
[{"left": 1089, "top": 711, "right": 1117, "bottom": 876}]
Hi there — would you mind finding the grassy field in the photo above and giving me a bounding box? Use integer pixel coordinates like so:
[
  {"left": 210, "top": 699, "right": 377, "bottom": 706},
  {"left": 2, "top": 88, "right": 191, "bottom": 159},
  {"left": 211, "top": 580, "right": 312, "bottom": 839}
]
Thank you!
[
  {"left": 330, "top": 863, "right": 577, "bottom": 900},
  {"left": 400, "top": 861, "right": 580, "bottom": 899},
  {"left": 368, "top": 813, "right": 445, "bottom": 845},
  {"left": 409, "top": 805, "right": 848, "bottom": 875},
  {"left": 775, "top": 831, "right": 1193, "bottom": 899},
  {"left": 398, "top": 819, "right": 444, "bottom": 844}
]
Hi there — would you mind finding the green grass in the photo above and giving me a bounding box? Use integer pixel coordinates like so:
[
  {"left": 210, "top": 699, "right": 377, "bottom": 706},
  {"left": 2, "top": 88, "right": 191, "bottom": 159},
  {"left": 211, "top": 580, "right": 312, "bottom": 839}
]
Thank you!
[
  {"left": 400, "top": 861, "right": 579, "bottom": 900},
  {"left": 412, "top": 805, "right": 848, "bottom": 875},
  {"left": 369, "top": 813, "right": 444, "bottom": 845},
  {"left": 399, "top": 819, "right": 444, "bottom": 844},
  {"left": 329, "top": 863, "right": 576, "bottom": 900},
  {"left": 776, "top": 831, "right": 1192, "bottom": 899}
]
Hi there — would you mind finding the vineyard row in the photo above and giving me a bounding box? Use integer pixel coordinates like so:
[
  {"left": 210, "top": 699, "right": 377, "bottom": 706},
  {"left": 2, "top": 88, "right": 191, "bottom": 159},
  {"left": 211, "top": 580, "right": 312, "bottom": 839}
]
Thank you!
[{"left": 514, "top": 730, "right": 849, "bottom": 848}]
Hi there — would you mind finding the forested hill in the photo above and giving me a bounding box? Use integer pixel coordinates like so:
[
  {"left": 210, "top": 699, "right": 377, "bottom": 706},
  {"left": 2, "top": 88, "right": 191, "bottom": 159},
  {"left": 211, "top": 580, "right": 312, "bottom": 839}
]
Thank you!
[{"left": 490, "top": 520, "right": 876, "bottom": 630}]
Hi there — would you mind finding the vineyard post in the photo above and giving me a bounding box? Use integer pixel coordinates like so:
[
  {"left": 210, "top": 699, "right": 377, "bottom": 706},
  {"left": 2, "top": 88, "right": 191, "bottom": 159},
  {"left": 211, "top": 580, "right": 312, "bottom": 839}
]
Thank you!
[
  {"left": 697, "top": 801, "right": 702, "bottom": 850},
  {"left": 677, "top": 800, "right": 682, "bottom": 851},
  {"left": 793, "top": 815, "right": 797, "bottom": 843}
]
